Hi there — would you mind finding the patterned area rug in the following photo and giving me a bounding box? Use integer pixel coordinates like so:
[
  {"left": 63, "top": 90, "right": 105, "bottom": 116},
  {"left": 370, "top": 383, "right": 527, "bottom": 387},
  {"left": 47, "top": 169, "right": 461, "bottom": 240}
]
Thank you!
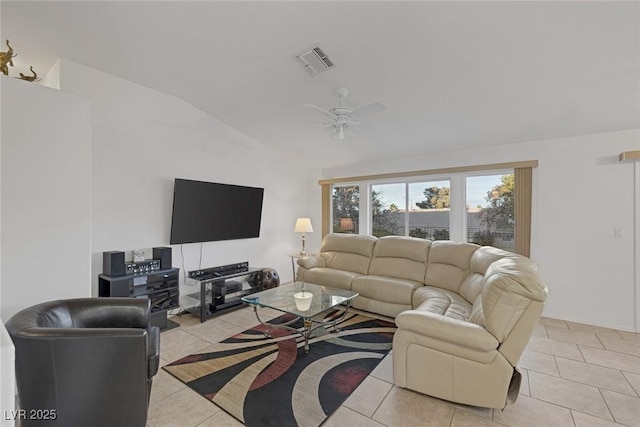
[{"left": 164, "top": 311, "right": 396, "bottom": 427}]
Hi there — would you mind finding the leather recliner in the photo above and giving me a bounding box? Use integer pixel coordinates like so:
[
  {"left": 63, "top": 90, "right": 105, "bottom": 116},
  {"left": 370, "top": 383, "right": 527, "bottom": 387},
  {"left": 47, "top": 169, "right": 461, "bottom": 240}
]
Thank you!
[
  {"left": 5, "top": 297, "right": 160, "bottom": 427},
  {"left": 297, "top": 234, "right": 549, "bottom": 408}
]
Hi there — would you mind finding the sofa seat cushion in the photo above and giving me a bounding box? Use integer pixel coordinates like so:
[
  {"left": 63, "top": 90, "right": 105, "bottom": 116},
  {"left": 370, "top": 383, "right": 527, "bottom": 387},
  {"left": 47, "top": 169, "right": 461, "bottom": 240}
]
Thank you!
[
  {"left": 351, "top": 275, "right": 423, "bottom": 305},
  {"left": 412, "top": 286, "right": 473, "bottom": 321},
  {"left": 301, "top": 268, "right": 361, "bottom": 291}
]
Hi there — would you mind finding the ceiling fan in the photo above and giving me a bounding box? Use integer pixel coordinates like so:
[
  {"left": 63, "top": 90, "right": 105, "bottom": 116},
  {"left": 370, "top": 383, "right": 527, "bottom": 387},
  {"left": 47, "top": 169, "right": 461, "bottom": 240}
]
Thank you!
[{"left": 303, "top": 88, "right": 387, "bottom": 140}]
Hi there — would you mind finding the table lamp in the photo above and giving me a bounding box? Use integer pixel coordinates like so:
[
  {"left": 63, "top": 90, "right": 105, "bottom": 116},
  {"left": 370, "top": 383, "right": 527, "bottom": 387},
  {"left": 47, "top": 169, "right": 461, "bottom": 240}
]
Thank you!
[
  {"left": 294, "top": 218, "right": 314, "bottom": 256},
  {"left": 340, "top": 217, "right": 354, "bottom": 233}
]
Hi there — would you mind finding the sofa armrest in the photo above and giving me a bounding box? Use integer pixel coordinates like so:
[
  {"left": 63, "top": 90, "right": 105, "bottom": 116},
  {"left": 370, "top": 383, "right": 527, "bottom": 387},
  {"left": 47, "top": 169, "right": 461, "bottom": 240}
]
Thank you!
[
  {"left": 297, "top": 255, "right": 326, "bottom": 269},
  {"left": 395, "top": 310, "right": 499, "bottom": 352}
]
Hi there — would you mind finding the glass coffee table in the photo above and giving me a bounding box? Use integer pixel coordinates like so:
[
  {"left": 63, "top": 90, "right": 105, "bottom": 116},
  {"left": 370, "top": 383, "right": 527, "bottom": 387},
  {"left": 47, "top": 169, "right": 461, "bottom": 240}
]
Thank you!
[{"left": 241, "top": 282, "right": 359, "bottom": 353}]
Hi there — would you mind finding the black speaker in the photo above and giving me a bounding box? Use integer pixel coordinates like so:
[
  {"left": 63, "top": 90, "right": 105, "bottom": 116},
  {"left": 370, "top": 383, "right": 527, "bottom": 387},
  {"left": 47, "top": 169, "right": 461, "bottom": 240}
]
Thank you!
[
  {"left": 153, "top": 247, "right": 172, "bottom": 270},
  {"left": 262, "top": 268, "right": 280, "bottom": 290},
  {"left": 103, "top": 251, "right": 125, "bottom": 277}
]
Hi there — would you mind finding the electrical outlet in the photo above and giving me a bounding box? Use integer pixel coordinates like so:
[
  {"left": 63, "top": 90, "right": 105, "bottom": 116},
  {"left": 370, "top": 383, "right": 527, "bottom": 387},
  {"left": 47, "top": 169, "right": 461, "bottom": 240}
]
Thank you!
[{"left": 614, "top": 227, "right": 623, "bottom": 238}]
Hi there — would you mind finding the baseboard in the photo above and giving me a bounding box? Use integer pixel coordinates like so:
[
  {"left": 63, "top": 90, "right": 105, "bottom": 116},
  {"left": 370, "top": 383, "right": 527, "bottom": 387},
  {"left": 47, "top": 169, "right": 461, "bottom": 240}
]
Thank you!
[{"left": 541, "top": 312, "right": 637, "bottom": 333}]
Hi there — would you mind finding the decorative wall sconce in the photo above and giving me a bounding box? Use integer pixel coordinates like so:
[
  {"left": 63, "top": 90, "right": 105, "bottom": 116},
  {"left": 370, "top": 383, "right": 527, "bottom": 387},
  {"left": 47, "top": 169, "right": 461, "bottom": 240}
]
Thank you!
[
  {"left": 0, "top": 39, "right": 41, "bottom": 82},
  {"left": 17, "top": 66, "right": 39, "bottom": 82},
  {"left": 0, "top": 40, "right": 16, "bottom": 75}
]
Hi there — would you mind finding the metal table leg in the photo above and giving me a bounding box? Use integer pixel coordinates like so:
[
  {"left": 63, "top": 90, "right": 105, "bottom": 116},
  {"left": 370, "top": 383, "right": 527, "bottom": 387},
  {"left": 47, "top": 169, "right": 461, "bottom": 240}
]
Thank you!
[{"left": 249, "top": 301, "right": 353, "bottom": 354}]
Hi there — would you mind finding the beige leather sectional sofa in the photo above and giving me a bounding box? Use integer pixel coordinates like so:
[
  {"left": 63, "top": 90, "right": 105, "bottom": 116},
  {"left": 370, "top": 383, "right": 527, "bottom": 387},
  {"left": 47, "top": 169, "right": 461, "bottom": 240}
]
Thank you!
[{"left": 296, "top": 233, "right": 548, "bottom": 409}]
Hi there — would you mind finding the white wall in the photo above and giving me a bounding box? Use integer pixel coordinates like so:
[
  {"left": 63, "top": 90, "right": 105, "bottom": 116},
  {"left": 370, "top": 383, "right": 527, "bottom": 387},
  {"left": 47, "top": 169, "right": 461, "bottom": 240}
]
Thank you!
[
  {"left": 0, "top": 61, "right": 315, "bottom": 423},
  {"left": 320, "top": 129, "right": 640, "bottom": 331},
  {"left": 55, "top": 60, "right": 309, "bottom": 298},
  {"left": 0, "top": 36, "right": 15, "bottom": 422},
  {"left": 1, "top": 76, "right": 92, "bottom": 320}
]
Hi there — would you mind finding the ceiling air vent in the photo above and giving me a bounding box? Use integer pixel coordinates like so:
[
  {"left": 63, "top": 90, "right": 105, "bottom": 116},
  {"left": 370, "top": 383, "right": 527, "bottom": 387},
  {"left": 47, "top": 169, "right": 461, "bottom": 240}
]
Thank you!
[{"left": 295, "top": 45, "right": 336, "bottom": 76}]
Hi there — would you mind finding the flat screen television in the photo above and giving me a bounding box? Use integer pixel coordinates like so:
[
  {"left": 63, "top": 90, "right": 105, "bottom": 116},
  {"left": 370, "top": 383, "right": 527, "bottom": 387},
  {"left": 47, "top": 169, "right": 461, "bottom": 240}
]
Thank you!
[{"left": 170, "top": 178, "right": 264, "bottom": 245}]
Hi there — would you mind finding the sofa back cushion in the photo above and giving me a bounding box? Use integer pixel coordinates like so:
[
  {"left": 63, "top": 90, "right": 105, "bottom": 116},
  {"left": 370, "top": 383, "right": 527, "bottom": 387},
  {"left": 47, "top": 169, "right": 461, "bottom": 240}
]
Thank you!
[
  {"left": 459, "top": 246, "right": 515, "bottom": 303},
  {"left": 368, "top": 236, "right": 430, "bottom": 282},
  {"left": 424, "top": 241, "right": 479, "bottom": 293},
  {"left": 319, "top": 233, "right": 377, "bottom": 275}
]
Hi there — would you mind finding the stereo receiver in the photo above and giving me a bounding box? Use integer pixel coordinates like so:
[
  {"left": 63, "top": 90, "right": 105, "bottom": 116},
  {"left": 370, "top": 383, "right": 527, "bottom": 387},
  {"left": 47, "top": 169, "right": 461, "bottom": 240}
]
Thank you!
[{"left": 125, "top": 259, "right": 161, "bottom": 275}]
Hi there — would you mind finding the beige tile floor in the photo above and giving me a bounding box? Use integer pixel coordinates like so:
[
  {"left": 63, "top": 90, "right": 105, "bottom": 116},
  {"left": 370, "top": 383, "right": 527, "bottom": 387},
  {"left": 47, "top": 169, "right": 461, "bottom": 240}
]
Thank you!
[{"left": 148, "top": 307, "right": 640, "bottom": 427}]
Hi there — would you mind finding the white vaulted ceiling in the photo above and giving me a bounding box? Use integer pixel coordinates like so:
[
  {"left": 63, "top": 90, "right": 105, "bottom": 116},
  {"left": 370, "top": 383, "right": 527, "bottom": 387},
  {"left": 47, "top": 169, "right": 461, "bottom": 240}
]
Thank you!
[{"left": 1, "top": 1, "right": 639, "bottom": 168}]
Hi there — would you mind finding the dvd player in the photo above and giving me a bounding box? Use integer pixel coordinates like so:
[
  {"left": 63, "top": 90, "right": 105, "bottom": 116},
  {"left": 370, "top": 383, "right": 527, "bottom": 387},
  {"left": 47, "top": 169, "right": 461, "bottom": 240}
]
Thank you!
[{"left": 188, "top": 262, "right": 249, "bottom": 281}]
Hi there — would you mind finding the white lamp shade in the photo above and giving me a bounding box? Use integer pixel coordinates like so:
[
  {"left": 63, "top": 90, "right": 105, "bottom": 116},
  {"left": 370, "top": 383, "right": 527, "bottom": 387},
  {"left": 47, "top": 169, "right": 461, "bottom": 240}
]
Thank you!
[
  {"left": 294, "top": 218, "right": 314, "bottom": 233},
  {"left": 340, "top": 217, "right": 354, "bottom": 231}
]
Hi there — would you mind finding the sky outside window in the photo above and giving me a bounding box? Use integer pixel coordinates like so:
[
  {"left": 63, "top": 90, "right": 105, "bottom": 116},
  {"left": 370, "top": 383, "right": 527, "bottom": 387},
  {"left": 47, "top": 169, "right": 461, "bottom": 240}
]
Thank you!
[{"left": 373, "top": 176, "right": 503, "bottom": 210}]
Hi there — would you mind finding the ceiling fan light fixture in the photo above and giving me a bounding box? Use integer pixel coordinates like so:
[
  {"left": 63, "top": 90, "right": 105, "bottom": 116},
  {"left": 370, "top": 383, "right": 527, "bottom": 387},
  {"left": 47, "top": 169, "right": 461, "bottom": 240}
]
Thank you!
[{"left": 304, "top": 87, "right": 387, "bottom": 141}]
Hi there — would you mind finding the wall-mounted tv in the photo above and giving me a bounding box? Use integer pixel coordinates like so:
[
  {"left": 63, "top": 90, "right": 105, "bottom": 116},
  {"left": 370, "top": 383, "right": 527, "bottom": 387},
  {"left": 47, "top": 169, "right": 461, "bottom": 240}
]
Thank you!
[{"left": 170, "top": 179, "right": 264, "bottom": 245}]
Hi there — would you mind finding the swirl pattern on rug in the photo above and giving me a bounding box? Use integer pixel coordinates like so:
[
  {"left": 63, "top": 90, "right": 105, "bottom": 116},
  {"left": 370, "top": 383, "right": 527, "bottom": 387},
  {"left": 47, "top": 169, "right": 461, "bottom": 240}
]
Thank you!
[{"left": 164, "top": 311, "right": 396, "bottom": 427}]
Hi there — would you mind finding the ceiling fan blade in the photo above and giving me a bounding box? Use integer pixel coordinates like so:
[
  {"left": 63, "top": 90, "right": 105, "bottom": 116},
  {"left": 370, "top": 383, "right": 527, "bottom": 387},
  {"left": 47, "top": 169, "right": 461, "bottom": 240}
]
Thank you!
[
  {"left": 350, "top": 101, "right": 388, "bottom": 118},
  {"left": 338, "top": 125, "right": 345, "bottom": 140},
  {"left": 302, "top": 104, "right": 337, "bottom": 119}
]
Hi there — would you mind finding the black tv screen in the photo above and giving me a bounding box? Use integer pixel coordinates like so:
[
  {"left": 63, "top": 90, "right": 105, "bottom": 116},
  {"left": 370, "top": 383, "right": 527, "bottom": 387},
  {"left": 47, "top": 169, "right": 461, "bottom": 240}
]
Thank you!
[{"left": 170, "top": 179, "right": 264, "bottom": 244}]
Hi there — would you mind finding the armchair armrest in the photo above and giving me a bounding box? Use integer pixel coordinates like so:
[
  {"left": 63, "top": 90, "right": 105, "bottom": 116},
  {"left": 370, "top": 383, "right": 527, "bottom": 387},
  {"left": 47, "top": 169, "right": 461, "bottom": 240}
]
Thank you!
[
  {"left": 147, "top": 326, "right": 160, "bottom": 378},
  {"left": 16, "top": 327, "right": 149, "bottom": 339},
  {"left": 297, "top": 255, "right": 326, "bottom": 269},
  {"left": 396, "top": 310, "right": 499, "bottom": 352},
  {"left": 66, "top": 297, "right": 151, "bottom": 329}
]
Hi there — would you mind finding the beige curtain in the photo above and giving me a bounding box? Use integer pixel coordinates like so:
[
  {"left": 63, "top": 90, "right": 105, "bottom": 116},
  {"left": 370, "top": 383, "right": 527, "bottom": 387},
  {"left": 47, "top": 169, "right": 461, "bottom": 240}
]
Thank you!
[
  {"left": 514, "top": 167, "right": 533, "bottom": 257},
  {"left": 321, "top": 184, "right": 331, "bottom": 238}
]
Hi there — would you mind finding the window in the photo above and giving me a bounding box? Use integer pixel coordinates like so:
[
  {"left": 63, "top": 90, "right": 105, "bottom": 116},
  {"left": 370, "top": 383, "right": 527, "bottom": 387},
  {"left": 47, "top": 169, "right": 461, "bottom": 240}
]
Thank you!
[
  {"left": 370, "top": 180, "right": 451, "bottom": 240},
  {"left": 371, "top": 183, "right": 404, "bottom": 237},
  {"left": 332, "top": 185, "right": 359, "bottom": 234},
  {"left": 408, "top": 180, "right": 450, "bottom": 240},
  {"left": 321, "top": 161, "right": 536, "bottom": 256},
  {"left": 466, "top": 174, "right": 515, "bottom": 250}
]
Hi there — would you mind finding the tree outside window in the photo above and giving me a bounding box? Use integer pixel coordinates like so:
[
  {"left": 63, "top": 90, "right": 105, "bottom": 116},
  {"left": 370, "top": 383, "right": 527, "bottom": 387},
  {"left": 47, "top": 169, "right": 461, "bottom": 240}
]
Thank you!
[
  {"left": 415, "top": 186, "right": 450, "bottom": 209},
  {"left": 467, "top": 174, "right": 515, "bottom": 250},
  {"left": 409, "top": 181, "right": 451, "bottom": 240},
  {"left": 371, "top": 184, "right": 403, "bottom": 237}
]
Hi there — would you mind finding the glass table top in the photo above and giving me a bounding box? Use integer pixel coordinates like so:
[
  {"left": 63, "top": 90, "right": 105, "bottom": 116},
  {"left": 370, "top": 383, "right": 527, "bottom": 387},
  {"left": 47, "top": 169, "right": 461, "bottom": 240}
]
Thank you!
[{"left": 241, "top": 282, "right": 358, "bottom": 319}]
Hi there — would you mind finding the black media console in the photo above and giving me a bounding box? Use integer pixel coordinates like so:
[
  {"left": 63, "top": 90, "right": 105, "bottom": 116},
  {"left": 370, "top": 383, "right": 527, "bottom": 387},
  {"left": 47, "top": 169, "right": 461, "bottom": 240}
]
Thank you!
[
  {"left": 182, "top": 263, "right": 263, "bottom": 322},
  {"left": 98, "top": 268, "right": 180, "bottom": 330}
]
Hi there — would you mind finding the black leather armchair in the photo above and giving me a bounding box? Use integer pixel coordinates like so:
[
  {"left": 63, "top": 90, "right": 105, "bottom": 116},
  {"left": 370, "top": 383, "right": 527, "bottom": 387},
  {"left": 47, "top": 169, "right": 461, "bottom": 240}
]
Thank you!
[{"left": 5, "top": 297, "right": 160, "bottom": 427}]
